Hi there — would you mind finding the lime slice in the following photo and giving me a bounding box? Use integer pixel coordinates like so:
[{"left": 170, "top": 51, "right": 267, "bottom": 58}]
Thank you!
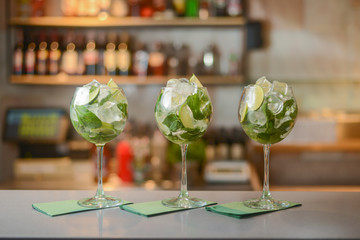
[
  {"left": 179, "top": 104, "right": 196, "bottom": 129},
  {"left": 107, "top": 79, "right": 126, "bottom": 102},
  {"left": 107, "top": 78, "right": 118, "bottom": 90},
  {"left": 272, "top": 80, "right": 288, "bottom": 95},
  {"left": 255, "top": 76, "right": 272, "bottom": 95},
  {"left": 239, "top": 102, "right": 248, "bottom": 122},
  {"left": 88, "top": 85, "right": 100, "bottom": 104},
  {"left": 189, "top": 74, "right": 203, "bottom": 87},
  {"left": 247, "top": 85, "right": 264, "bottom": 111}
]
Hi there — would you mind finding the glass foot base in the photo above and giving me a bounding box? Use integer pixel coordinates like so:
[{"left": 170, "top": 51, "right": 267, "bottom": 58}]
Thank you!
[
  {"left": 244, "top": 197, "right": 290, "bottom": 210},
  {"left": 162, "top": 196, "right": 207, "bottom": 209},
  {"left": 78, "top": 195, "right": 124, "bottom": 209}
]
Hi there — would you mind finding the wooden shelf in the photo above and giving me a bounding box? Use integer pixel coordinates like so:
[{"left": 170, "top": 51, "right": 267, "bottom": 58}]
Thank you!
[
  {"left": 9, "top": 16, "right": 246, "bottom": 28},
  {"left": 10, "top": 74, "right": 244, "bottom": 86}
]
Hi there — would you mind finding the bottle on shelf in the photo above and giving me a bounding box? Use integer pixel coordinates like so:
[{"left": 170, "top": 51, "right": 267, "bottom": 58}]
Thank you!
[
  {"left": 61, "top": 32, "right": 78, "bottom": 75},
  {"left": 148, "top": 42, "right": 166, "bottom": 76},
  {"left": 132, "top": 41, "right": 149, "bottom": 77},
  {"left": 140, "top": 0, "right": 154, "bottom": 17},
  {"left": 227, "top": 0, "right": 243, "bottom": 17},
  {"left": 111, "top": 0, "right": 128, "bottom": 17},
  {"left": 215, "top": 128, "right": 230, "bottom": 160},
  {"left": 24, "top": 36, "right": 36, "bottom": 75},
  {"left": 13, "top": 29, "right": 24, "bottom": 75},
  {"left": 36, "top": 32, "right": 49, "bottom": 75},
  {"left": 104, "top": 32, "right": 117, "bottom": 76},
  {"left": 83, "top": 33, "right": 99, "bottom": 75},
  {"left": 117, "top": 32, "right": 131, "bottom": 76},
  {"left": 201, "top": 43, "right": 220, "bottom": 75},
  {"left": 185, "top": 0, "right": 199, "bottom": 17},
  {"left": 48, "top": 32, "right": 62, "bottom": 75},
  {"left": 173, "top": 0, "right": 186, "bottom": 17},
  {"left": 128, "top": 0, "right": 141, "bottom": 17},
  {"left": 214, "top": 0, "right": 227, "bottom": 16}
]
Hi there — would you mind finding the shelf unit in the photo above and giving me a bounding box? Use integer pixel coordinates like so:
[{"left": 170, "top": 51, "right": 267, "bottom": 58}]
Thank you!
[
  {"left": 9, "top": 16, "right": 246, "bottom": 28},
  {"left": 10, "top": 74, "right": 244, "bottom": 86},
  {"left": 9, "top": 16, "right": 246, "bottom": 86}
]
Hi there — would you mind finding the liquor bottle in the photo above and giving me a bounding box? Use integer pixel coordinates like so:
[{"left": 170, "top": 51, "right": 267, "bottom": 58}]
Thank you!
[
  {"left": 117, "top": 33, "right": 131, "bottom": 76},
  {"left": 185, "top": 0, "right": 199, "bottom": 17},
  {"left": 153, "top": 0, "right": 166, "bottom": 18},
  {"left": 202, "top": 43, "right": 220, "bottom": 75},
  {"left": 214, "top": 0, "right": 227, "bottom": 16},
  {"left": 61, "top": 32, "right": 78, "bottom": 75},
  {"left": 37, "top": 41, "right": 48, "bottom": 75},
  {"left": 140, "top": 0, "right": 154, "bottom": 17},
  {"left": 227, "top": 0, "right": 242, "bottom": 17},
  {"left": 103, "top": 32, "right": 117, "bottom": 75},
  {"left": 110, "top": 0, "right": 128, "bottom": 17},
  {"left": 199, "top": 0, "right": 210, "bottom": 19},
  {"left": 24, "top": 41, "right": 36, "bottom": 75},
  {"left": 173, "top": 0, "right": 185, "bottom": 17},
  {"left": 148, "top": 42, "right": 166, "bottom": 76},
  {"left": 48, "top": 32, "right": 62, "bottom": 75},
  {"left": 83, "top": 33, "right": 99, "bottom": 75},
  {"left": 128, "top": 0, "right": 141, "bottom": 16},
  {"left": 132, "top": 42, "right": 149, "bottom": 76},
  {"left": 13, "top": 30, "right": 24, "bottom": 75}
]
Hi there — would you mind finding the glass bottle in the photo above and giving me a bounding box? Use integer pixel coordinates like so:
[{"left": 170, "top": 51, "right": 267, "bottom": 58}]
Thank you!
[
  {"left": 37, "top": 41, "right": 48, "bottom": 75},
  {"left": 148, "top": 42, "right": 166, "bottom": 76},
  {"left": 117, "top": 33, "right": 131, "bottom": 76},
  {"left": 24, "top": 41, "right": 36, "bottom": 75},
  {"left": 83, "top": 37, "right": 99, "bottom": 75},
  {"left": 13, "top": 29, "right": 24, "bottom": 75}
]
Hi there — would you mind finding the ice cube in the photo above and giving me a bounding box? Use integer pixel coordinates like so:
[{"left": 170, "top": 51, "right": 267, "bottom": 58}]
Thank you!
[
  {"left": 84, "top": 79, "right": 101, "bottom": 88},
  {"left": 97, "top": 85, "right": 112, "bottom": 105},
  {"left": 247, "top": 110, "right": 267, "bottom": 126},
  {"left": 271, "top": 81, "right": 288, "bottom": 96},
  {"left": 267, "top": 93, "right": 284, "bottom": 115},
  {"left": 97, "top": 101, "right": 125, "bottom": 123},
  {"left": 74, "top": 87, "right": 90, "bottom": 105}
]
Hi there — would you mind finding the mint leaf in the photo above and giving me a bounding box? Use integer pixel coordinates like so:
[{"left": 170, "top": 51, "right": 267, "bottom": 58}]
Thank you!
[
  {"left": 75, "top": 105, "right": 102, "bottom": 129},
  {"left": 186, "top": 89, "right": 212, "bottom": 120},
  {"left": 117, "top": 103, "right": 128, "bottom": 117},
  {"left": 162, "top": 114, "right": 183, "bottom": 132}
]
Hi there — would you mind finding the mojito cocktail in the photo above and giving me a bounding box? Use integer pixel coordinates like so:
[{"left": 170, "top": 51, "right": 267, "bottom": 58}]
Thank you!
[
  {"left": 70, "top": 79, "right": 128, "bottom": 208},
  {"left": 239, "top": 76, "right": 298, "bottom": 210}
]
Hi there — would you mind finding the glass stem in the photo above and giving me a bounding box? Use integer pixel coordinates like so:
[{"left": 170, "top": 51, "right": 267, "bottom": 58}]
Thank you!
[
  {"left": 95, "top": 144, "right": 105, "bottom": 200},
  {"left": 179, "top": 144, "right": 189, "bottom": 199},
  {"left": 261, "top": 144, "right": 271, "bottom": 200}
]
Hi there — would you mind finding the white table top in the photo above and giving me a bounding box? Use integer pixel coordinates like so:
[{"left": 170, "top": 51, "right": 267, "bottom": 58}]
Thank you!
[{"left": 1, "top": 190, "right": 360, "bottom": 239}]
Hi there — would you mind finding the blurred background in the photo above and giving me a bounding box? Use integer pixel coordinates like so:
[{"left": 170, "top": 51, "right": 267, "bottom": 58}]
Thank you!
[{"left": 0, "top": 0, "right": 360, "bottom": 192}]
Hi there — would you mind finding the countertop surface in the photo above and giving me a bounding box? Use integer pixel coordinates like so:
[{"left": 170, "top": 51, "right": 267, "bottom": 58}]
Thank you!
[{"left": 1, "top": 190, "right": 360, "bottom": 239}]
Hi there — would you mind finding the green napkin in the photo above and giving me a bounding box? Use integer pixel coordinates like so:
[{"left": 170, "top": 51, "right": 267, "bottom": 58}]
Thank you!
[
  {"left": 120, "top": 200, "right": 216, "bottom": 217},
  {"left": 206, "top": 201, "right": 301, "bottom": 218},
  {"left": 32, "top": 200, "right": 132, "bottom": 217}
]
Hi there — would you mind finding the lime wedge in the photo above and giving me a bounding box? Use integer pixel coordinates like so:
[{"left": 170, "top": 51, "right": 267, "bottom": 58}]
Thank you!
[
  {"left": 88, "top": 85, "right": 100, "bottom": 104},
  {"left": 247, "top": 85, "right": 264, "bottom": 111},
  {"left": 107, "top": 78, "right": 119, "bottom": 90},
  {"left": 272, "top": 80, "right": 288, "bottom": 95},
  {"left": 179, "top": 104, "right": 196, "bottom": 129},
  {"left": 189, "top": 74, "right": 203, "bottom": 87},
  {"left": 255, "top": 76, "right": 272, "bottom": 95},
  {"left": 239, "top": 102, "right": 248, "bottom": 122},
  {"left": 107, "top": 79, "right": 126, "bottom": 102}
]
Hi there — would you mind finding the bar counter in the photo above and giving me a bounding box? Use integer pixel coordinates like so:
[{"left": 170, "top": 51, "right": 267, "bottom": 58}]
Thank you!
[{"left": 1, "top": 190, "right": 360, "bottom": 239}]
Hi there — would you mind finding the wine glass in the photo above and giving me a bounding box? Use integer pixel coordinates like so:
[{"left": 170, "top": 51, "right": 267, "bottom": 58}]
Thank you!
[
  {"left": 154, "top": 78, "right": 212, "bottom": 208},
  {"left": 70, "top": 80, "right": 128, "bottom": 208},
  {"left": 238, "top": 78, "right": 298, "bottom": 210}
]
